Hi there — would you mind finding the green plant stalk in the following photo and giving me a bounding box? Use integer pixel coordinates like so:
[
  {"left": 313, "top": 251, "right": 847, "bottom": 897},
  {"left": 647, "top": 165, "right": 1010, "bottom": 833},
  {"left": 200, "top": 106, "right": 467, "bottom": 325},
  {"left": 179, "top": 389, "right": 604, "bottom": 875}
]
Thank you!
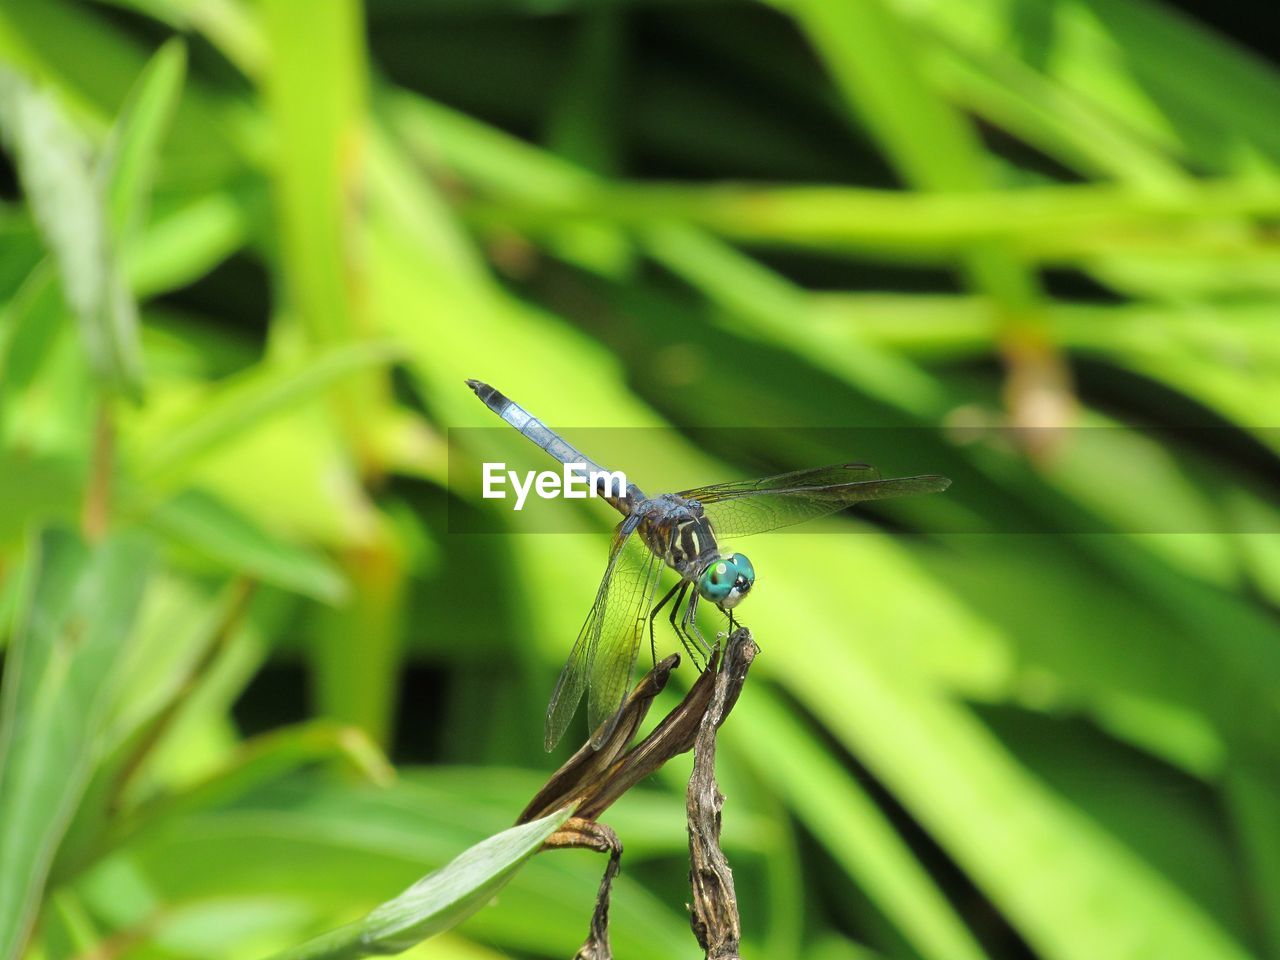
[
  {"left": 261, "top": 0, "right": 388, "bottom": 477},
  {"left": 460, "top": 178, "right": 1280, "bottom": 261},
  {"left": 787, "top": 0, "right": 1040, "bottom": 308},
  {"left": 261, "top": 0, "right": 409, "bottom": 746},
  {"left": 81, "top": 394, "right": 114, "bottom": 541},
  {"left": 314, "top": 522, "right": 408, "bottom": 748}
]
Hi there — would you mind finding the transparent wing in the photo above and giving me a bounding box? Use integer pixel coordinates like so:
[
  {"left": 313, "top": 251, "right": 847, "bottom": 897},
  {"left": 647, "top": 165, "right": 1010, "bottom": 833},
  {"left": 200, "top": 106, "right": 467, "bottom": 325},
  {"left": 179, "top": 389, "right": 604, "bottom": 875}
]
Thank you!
[
  {"left": 544, "top": 517, "right": 662, "bottom": 751},
  {"left": 682, "top": 463, "right": 881, "bottom": 500},
  {"left": 585, "top": 539, "right": 663, "bottom": 748},
  {"left": 680, "top": 462, "right": 950, "bottom": 539}
]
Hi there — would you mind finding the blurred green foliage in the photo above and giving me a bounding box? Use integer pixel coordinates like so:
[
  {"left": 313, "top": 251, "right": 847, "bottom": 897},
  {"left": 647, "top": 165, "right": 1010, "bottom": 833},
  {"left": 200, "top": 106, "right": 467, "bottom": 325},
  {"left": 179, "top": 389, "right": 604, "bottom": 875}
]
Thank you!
[{"left": 1, "top": 1, "right": 1279, "bottom": 958}]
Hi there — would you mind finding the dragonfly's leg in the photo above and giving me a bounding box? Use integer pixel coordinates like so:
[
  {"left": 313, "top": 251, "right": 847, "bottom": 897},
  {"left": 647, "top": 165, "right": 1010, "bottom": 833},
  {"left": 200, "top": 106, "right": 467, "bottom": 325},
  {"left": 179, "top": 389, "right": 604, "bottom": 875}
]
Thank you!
[
  {"left": 648, "top": 580, "right": 683, "bottom": 666},
  {"left": 724, "top": 607, "right": 753, "bottom": 649},
  {"left": 682, "top": 591, "right": 713, "bottom": 663},
  {"left": 669, "top": 582, "right": 706, "bottom": 671}
]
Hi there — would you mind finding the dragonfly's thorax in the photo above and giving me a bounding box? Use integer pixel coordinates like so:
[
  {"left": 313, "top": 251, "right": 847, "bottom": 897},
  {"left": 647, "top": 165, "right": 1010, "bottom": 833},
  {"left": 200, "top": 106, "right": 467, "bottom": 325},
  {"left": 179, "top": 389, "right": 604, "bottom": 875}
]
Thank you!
[{"left": 635, "top": 494, "right": 720, "bottom": 579}]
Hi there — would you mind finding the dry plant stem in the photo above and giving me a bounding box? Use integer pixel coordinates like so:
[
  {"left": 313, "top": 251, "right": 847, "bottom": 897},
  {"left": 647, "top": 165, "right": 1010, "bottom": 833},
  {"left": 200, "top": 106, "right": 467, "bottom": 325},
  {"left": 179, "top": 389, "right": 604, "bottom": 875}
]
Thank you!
[
  {"left": 519, "top": 654, "right": 680, "bottom": 824},
  {"left": 542, "top": 819, "right": 622, "bottom": 960},
  {"left": 687, "top": 631, "right": 756, "bottom": 959},
  {"left": 520, "top": 629, "right": 757, "bottom": 960}
]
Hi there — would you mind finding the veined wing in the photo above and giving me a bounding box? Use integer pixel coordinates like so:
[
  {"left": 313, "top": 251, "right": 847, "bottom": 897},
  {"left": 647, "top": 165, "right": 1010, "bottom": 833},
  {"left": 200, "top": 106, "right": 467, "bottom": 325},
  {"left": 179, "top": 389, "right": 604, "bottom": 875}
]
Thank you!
[
  {"left": 680, "top": 462, "right": 950, "bottom": 540},
  {"left": 586, "top": 538, "right": 662, "bottom": 749},
  {"left": 682, "top": 463, "right": 880, "bottom": 500},
  {"left": 544, "top": 517, "right": 663, "bottom": 751}
]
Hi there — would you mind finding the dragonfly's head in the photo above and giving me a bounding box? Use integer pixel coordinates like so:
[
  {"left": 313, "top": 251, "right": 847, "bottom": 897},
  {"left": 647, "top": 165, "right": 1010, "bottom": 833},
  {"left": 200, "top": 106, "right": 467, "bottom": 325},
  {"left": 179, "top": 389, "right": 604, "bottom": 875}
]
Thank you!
[{"left": 697, "top": 553, "right": 755, "bottom": 610}]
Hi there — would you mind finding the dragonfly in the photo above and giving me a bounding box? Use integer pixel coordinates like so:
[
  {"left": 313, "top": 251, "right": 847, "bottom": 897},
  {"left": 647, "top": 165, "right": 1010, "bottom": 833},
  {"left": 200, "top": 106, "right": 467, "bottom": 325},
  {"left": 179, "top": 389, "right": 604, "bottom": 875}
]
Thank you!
[{"left": 467, "top": 380, "right": 951, "bottom": 751}]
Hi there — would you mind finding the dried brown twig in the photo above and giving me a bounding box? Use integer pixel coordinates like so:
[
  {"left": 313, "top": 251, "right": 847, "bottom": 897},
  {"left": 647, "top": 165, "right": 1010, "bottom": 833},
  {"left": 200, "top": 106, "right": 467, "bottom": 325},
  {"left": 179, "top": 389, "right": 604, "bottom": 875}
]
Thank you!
[
  {"left": 541, "top": 819, "right": 622, "bottom": 960},
  {"left": 687, "top": 632, "right": 756, "bottom": 959},
  {"left": 517, "top": 628, "right": 758, "bottom": 959}
]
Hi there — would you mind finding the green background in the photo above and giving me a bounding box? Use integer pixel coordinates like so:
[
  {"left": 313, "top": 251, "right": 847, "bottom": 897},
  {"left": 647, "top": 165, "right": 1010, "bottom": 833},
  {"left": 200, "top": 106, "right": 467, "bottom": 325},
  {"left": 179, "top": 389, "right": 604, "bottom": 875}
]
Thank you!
[{"left": 1, "top": 1, "right": 1279, "bottom": 958}]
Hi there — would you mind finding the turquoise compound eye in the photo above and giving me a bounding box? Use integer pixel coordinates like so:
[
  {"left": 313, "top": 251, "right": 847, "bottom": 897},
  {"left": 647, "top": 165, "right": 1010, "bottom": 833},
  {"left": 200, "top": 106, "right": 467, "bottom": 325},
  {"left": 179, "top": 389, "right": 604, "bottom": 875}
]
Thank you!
[
  {"left": 730, "top": 553, "right": 755, "bottom": 585},
  {"left": 697, "top": 559, "right": 735, "bottom": 601}
]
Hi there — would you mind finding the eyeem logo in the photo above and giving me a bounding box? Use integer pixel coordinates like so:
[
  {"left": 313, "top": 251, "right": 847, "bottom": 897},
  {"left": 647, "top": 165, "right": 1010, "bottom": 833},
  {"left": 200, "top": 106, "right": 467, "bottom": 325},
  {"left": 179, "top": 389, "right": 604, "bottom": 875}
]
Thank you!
[{"left": 483, "top": 463, "right": 628, "bottom": 511}]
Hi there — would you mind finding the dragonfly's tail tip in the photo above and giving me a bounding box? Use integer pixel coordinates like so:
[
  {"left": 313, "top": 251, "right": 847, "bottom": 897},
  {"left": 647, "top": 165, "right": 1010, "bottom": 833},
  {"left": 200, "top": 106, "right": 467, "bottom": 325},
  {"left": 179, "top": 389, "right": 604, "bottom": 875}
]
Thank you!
[{"left": 466, "top": 378, "right": 498, "bottom": 401}]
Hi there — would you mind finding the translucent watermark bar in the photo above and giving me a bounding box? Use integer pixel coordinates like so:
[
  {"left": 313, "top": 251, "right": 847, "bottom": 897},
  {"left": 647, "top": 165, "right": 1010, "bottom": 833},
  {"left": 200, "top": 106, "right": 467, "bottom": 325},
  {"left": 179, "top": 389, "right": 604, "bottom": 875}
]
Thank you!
[{"left": 447, "top": 426, "right": 1280, "bottom": 535}]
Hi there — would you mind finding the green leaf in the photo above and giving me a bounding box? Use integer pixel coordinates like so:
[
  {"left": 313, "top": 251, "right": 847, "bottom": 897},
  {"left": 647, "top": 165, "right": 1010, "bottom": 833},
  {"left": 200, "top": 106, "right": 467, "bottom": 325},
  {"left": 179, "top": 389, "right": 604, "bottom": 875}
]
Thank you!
[
  {"left": 101, "top": 38, "right": 187, "bottom": 245},
  {"left": 116, "top": 773, "right": 692, "bottom": 958},
  {"left": 889, "top": 0, "right": 1280, "bottom": 174},
  {"left": 0, "top": 453, "right": 82, "bottom": 549},
  {"left": 142, "top": 488, "right": 347, "bottom": 603},
  {"left": 749, "top": 535, "right": 1258, "bottom": 960},
  {"left": 643, "top": 223, "right": 946, "bottom": 418},
  {"left": 130, "top": 190, "right": 252, "bottom": 298},
  {"left": 132, "top": 340, "right": 403, "bottom": 481},
  {"left": 1226, "top": 764, "right": 1280, "bottom": 956},
  {"left": 786, "top": 0, "right": 1040, "bottom": 314},
  {"left": 0, "top": 262, "right": 64, "bottom": 432},
  {"left": 727, "top": 691, "right": 988, "bottom": 960},
  {"left": 897, "top": 15, "right": 1188, "bottom": 189},
  {"left": 0, "top": 527, "right": 151, "bottom": 960},
  {"left": 98, "top": 720, "right": 393, "bottom": 864},
  {"left": 267, "top": 808, "right": 573, "bottom": 960},
  {"left": 392, "top": 94, "right": 945, "bottom": 417},
  {"left": 0, "top": 64, "right": 143, "bottom": 397}
]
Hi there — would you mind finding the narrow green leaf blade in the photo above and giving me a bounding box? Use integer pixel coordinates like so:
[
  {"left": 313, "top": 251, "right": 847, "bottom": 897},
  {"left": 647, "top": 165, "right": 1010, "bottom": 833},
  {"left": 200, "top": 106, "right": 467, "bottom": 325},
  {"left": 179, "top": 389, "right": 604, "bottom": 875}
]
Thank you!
[
  {"left": 101, "top": 38, "right": 187, "bottom": 244},
  {"left": 142, "top": 488, "right": 348, "bottom": 603},
  {"left": 0, "top": 527, "right": 152, "bottom": 960},
  {"left": 729, "top": 691, "right": 988, "bottom": 960},
  {"left": 361, "top": 808, "right": 573, "bottom": 950},
  {"left": 268, "top": 808, "right": 573, "bottom": 960},
  {"left": 134, "top": 340, "right": 402, "bottom": 480}
]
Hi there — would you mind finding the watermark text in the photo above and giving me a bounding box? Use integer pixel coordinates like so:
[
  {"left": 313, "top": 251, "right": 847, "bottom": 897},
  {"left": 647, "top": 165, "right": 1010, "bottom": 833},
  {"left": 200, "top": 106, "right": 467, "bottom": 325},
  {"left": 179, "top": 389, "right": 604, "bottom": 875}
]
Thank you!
[{"left": 482, "top": 462, "right": 627, "bottom": 510}]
